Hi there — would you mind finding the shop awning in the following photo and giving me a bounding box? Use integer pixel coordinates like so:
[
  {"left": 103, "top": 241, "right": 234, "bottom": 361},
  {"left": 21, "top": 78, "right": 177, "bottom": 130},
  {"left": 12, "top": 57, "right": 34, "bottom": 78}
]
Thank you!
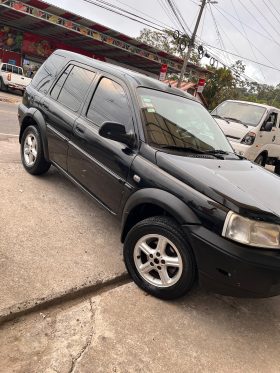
[{"left": 0, "top": 0, "right": 210, "bottom": 76}]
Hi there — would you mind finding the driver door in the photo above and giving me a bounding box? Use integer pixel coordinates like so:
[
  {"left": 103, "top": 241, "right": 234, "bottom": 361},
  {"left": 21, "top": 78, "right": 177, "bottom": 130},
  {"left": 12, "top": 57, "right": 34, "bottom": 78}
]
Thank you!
[{"left": 258, "top": 111, "right": 278, "bottom": 157}]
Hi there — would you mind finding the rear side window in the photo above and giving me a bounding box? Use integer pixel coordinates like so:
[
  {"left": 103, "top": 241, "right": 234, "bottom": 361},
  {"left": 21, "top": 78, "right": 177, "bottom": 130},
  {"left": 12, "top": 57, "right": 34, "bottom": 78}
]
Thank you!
[
  {"left": 6, "top": 65, "right": 12, "bottom": 72},
  {"left": 31, "top": 53, "right": 66, "bottom": 93},
  {"left": 87, "top": 77, "right": 132, "bottom": 128},
  {"left": 12, "top": 66, "right": 19, "bottom": 75},
  {"left": 50, "top": 65, "right": 73, "bottom": 100},
  {"left": 55, "top": 66, "right": 95, "bottom": 112}
]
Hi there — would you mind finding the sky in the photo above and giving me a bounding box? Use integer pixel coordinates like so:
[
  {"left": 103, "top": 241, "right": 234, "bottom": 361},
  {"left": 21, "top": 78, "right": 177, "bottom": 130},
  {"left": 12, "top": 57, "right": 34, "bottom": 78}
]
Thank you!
[{"left": 45, "top": 0, "right": 280, "bottom": 86}]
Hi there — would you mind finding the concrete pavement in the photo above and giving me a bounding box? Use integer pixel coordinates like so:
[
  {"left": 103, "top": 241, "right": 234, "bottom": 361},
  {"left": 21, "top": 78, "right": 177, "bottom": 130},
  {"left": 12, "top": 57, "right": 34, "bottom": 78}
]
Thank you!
[
  {"left": 0, "top": 136, "right": 126, "bottom": 323},
  {"left": 0, "top": 283, "right": 279, "bottom": 373},
  {"left": 0, "top": 91, "right": 21, "bottom": 136}
]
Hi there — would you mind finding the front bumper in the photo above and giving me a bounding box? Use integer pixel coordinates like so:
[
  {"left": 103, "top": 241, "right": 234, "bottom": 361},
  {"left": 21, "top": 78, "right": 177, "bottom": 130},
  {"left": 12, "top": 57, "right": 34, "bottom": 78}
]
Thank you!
[
  {"left": 229, "top": 141, "right": 255, "bottom": 160},
  {"left": 183, "top": 225, "right": 280, "bottom": 298}
]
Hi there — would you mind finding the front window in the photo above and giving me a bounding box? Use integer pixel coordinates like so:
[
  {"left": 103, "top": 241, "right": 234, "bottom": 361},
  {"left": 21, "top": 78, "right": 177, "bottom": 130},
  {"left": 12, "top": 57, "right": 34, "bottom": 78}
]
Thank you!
[
  {"left": 137, "top": 88, "right": 232, "bottom": 153},
  {"left": 212, "top": 101, "right": 266, "bottom": 127}
]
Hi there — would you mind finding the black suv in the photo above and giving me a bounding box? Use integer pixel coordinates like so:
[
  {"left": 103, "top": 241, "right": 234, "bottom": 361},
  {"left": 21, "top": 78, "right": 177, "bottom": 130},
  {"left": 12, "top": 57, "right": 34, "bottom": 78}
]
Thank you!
[{"left": 18, "top": 50, "right": 280, "bottom": 300}]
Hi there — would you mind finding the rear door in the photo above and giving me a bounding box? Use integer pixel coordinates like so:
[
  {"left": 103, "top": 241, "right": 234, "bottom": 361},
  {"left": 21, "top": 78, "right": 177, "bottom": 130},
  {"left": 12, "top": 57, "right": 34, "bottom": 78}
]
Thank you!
[
  {"left": 40, "top": 63, "right": 96, "bottom": 170},
  {"left": 68, "top": 74, "right": 137, "bottom": 213}
]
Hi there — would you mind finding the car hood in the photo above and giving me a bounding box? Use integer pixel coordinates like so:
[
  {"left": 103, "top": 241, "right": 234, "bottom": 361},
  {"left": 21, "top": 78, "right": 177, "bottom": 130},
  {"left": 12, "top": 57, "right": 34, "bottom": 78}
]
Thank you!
[
  {"left": 156, "top": 151, "right": 280, "bottom": 223},
  {"left": 215, "top": 118, "right": 254, "bottom": 141}
]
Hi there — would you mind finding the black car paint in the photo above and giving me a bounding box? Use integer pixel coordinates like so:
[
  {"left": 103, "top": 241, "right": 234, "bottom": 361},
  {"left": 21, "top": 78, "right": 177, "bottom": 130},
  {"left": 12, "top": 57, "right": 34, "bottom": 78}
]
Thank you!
[{"left": 18, "top": 50, "right": 280, "bottom": 298}]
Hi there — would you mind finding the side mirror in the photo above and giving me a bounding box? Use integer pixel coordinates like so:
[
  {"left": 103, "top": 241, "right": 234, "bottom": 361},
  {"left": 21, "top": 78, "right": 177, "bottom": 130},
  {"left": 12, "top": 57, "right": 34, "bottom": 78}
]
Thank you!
[
  {"left": 263, "top": 121, "right": 273, "bottom": 132},
  {"left": 99, "top": 121, "right": 135, "bottom": 147}
]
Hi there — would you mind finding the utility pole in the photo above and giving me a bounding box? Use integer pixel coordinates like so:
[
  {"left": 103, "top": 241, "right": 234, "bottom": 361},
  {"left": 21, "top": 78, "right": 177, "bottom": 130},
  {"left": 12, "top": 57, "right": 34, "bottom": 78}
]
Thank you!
[{"left": 177, "top": 0, "right": 208, "bottom": 88}]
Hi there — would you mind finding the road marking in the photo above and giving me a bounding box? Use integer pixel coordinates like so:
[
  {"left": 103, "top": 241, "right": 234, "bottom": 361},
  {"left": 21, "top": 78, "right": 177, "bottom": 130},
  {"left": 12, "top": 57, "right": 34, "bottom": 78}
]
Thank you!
[{"left": 0, "top": 133, "right": 18, "bottom": 137}]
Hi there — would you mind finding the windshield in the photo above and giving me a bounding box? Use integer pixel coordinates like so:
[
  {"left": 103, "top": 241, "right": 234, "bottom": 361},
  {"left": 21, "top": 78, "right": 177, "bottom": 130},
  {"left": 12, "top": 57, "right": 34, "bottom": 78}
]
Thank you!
[
  {"left": 137, "top": 88, "right": 232, "bottom": 153},
  {"left": 212, "top": 101, "right": 266, "bottom": 126}
]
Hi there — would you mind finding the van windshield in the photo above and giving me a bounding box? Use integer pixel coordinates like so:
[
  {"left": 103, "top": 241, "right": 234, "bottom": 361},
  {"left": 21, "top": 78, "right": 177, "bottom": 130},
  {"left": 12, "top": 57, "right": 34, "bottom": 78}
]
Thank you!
[
  {"left": 137, "top": 88, "right": 232, "bottom": 153},
  {"left": 212, "top": 101, "right": 266, "bottom": 127}
]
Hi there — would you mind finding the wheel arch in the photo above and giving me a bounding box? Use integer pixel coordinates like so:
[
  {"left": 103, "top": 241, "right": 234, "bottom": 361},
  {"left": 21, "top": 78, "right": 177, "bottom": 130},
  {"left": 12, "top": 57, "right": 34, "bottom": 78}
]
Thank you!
[
  {"left": 20, "top": 109, "right": 49, "bottom": 161},
  {"left": 121, "top": 188, "right": 200, "bottom": 242}
]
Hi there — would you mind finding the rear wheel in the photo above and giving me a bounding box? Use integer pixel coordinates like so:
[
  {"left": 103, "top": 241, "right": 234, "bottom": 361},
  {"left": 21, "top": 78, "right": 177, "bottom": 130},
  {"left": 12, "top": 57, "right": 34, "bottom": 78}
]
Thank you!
[
  {"left": 123, "top": 216, "right": 196, "bottom": 300},
  {"left": 0, "top": 78, "right": 8, "bottom": 92},
  {"left": 254, "top": 154, "right": 266, "bottom": 167},
  {"left": 20, "top": 125, "right": 50, "bottom": 175}
]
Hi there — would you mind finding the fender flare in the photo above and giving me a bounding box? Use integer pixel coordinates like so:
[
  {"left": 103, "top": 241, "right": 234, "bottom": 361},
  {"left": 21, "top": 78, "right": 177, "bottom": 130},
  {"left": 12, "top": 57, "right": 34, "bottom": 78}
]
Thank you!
[
  {"left": 20, "top": 108, "right": 49, "bottom": 161},
  {"left": 121, "top": 188, "right": 200, "bottom": 240}
]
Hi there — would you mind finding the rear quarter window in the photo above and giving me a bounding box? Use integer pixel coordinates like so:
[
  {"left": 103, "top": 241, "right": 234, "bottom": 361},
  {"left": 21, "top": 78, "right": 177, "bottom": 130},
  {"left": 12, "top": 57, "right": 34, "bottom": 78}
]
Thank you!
[{"left": 31, "top": 53, "right": 66, "bottom": 93}]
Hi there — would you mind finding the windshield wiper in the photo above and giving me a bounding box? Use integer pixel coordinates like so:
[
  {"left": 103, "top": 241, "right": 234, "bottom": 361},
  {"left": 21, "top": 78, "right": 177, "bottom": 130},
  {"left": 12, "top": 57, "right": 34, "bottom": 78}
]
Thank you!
[
  {"left": 203, "top": 149, "right": 229, "bottom": 155},
  {"left": 212, "top": 114, "right": 230, "bottom": 123},
  {"left": 224, "top": 117, "right": 248, "bottom": 128},
  {"left": 159, "top": 145, "right": 205, "bottom": 153}
]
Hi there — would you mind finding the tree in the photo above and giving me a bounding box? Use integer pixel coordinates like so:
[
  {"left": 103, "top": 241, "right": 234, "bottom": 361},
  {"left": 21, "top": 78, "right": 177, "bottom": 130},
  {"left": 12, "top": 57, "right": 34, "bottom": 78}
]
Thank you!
[{"left": 137, "top": 28, "right": 199, "bottom": 64}]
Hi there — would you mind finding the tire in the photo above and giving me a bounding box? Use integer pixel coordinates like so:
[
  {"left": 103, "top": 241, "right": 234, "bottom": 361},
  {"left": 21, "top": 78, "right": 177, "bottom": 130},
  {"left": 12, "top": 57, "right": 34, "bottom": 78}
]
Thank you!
[
  {"left": 20, "top": 125, "right": 51, "bottom": 175},
  {"left": 275, "top": 161, "right": 280, "bottom": 176},
  {"left": 254, "top": 154, "right": 266, "bottom": 167},
  {"left": 0, "top": 78, "right": 8, "bottom": 92},
  {"left": 123, "top": 216, "right": 196, "bottom": 300}
]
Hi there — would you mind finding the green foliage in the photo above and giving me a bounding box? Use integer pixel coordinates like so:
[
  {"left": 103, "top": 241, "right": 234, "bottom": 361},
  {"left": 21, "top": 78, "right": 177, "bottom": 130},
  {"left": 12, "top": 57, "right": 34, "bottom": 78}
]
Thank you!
[
  {"left": 137, "top": 28, "right": 280, "bottom": 109},
  {"left": 137, "top": 28, "right": 199, "bottom": 64}
]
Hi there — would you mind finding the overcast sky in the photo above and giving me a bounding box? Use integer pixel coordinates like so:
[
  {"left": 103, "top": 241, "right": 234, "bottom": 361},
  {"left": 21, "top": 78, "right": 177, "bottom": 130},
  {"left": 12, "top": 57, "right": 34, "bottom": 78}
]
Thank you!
[{"left": 45, "top": 0, "right": 280, "bottom": 86}]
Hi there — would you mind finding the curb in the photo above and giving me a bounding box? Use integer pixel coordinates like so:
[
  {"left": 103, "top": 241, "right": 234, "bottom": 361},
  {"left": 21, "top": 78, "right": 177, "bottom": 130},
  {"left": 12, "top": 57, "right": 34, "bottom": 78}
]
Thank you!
[{"left": 0, "top": 272, "right": 130, "bottom": 325}]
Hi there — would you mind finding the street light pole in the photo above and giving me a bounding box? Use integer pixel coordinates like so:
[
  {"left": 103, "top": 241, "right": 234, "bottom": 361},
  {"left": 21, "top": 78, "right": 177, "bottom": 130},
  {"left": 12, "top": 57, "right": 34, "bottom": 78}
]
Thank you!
[{"left": 177, "top": 0, "right": 208, "bottom": 88}]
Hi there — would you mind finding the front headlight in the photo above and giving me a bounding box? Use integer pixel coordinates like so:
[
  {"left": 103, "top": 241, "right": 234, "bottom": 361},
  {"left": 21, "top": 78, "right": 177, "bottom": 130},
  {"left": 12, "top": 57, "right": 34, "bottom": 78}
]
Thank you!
[
  {"left": 241, "top": 131, "right": 256, "bottom": 145},
  {"left": 222, "top": 211, "right": 280, "bottom": 249}
]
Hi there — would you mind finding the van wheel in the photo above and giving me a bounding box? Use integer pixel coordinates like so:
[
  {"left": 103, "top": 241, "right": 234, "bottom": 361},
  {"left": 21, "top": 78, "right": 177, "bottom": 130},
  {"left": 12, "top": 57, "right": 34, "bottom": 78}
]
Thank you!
[
  {"left": 123, "top": 216, "right": 196, "bottom": 300},
  {"left": 275, "top": 161, "right": 280, "bottom": 176},
  {"left": 20, "top": 125, "right": 51, "bottom": 175},
  {"left": 0, "top": 78, "right": 7, "bottom": 92},
  {"left": 255, "top": 154, "right": 266, "bottom": 167}
]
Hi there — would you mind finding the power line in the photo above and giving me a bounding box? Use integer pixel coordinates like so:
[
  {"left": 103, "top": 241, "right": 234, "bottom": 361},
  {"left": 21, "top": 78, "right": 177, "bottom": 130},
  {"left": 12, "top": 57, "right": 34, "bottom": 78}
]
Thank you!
[
  {"left": 214, "top": 4, "right": 280, "bottom": 48},
  {"left": 214, "top": 2, "right": 277, "bottom": 71},
  {"left": 81, "top": 0, "right": 164, "bottom": 31},
  {"left": 248, "top": 0, "right": 280, "bottom": 38},
  {"left": 229, "top": 0, "right": 266, "bottom": 82},
  {"left": 202, "top": 43, "right": 280, "bottom": 73},
  {"left": 262, "top": 0, "right": 280, "bottom": 28},
  {"left": 157, "top": 0, "right": 183, "bottom": 30},
  {"left": 166, "top": 0, "right": 190, "bottom": 35},
  {"left": 266, "top": 0, "right": 280, "bottom": 18}
]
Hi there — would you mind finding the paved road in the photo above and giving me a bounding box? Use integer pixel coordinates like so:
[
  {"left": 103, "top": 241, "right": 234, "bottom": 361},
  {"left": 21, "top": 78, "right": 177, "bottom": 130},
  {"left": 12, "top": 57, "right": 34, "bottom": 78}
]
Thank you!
[{"left": 0, "top": 100, "right": 19, "bottom": 136}]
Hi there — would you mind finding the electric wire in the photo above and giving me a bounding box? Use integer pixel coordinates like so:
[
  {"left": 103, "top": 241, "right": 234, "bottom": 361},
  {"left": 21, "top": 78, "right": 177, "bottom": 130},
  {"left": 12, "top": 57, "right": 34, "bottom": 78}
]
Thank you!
[
  {"left": 266, "top": 0, "right": 280, "bottom": 18},
  {"left": 262, "top": 0, "right": 280, "bottom": 27},
  {"left": 214, "top": 4, "right": 280, "bottom": 48},
  {"left": 248, "top": 0, "right": 280, "bottom": 38},
  {"left": 229, "top": 0, "right": 266, "bottom": 81},
  {"left": 213, "top": 2, "right": 277, "bottom": 71}
]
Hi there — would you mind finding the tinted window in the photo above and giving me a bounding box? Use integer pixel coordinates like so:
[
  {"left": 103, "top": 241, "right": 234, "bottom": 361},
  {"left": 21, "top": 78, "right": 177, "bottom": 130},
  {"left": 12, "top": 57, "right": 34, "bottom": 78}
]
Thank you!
[
  {"left": 50, "top": 65, "right": 73, "bottom": 100},
  {"left": 57, "top": 66, "right": 95, "bottom": 112},
  {"left": 7, "top": 65, "right": 12, "bottom": 72},
  {"left": 31, "top": 53, "right": 66, "bottom": 93},
  {"left": 87, "top": 78, "right": 132, "bottom": 128},
  {"left": 12, "top": 66, "right": 19, "bottom": 74},
  {"left": 1, "top": 64, "right": 6, "bottom": 71}
]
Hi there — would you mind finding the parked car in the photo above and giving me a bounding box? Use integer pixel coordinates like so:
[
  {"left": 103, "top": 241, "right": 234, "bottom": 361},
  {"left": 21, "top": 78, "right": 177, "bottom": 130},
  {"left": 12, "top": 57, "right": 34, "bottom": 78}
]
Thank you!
[
  {"left": 212, "top": 100, "right": 280, "bottom": 172},
  {"left": 0, "top": 62, "right": 32, "bottom": 95},
  {"left": 18, "top": 50, "right": 280, "bottom": 300}
]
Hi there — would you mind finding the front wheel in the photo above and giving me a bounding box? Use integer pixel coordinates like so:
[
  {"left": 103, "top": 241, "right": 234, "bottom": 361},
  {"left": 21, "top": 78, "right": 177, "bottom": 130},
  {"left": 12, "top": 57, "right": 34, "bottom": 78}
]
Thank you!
[
  {"left": 123, "top": 216, "right": 196, "bottom": 300},
  {"left": 20, "top": 125, "right": 51, "bottom": 175},
  {"left": 254, "top": 154, "right": 266, "bottom": 167}
]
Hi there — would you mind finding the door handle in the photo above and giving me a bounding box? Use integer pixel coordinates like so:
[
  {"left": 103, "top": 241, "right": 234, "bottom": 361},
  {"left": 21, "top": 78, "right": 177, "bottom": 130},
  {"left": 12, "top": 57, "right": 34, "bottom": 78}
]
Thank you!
[
  {"left": 75, "top": 125, "right": 85, "bottom": 134},
  {"left": 42, "top": 101, "right": 49, "bottom": 109}
]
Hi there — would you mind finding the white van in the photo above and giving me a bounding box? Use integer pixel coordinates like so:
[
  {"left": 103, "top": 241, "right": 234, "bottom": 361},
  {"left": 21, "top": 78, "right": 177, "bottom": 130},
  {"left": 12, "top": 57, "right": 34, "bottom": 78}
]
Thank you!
[{"left": 212, "top": 100, "right": 280, "bottom": 170}]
